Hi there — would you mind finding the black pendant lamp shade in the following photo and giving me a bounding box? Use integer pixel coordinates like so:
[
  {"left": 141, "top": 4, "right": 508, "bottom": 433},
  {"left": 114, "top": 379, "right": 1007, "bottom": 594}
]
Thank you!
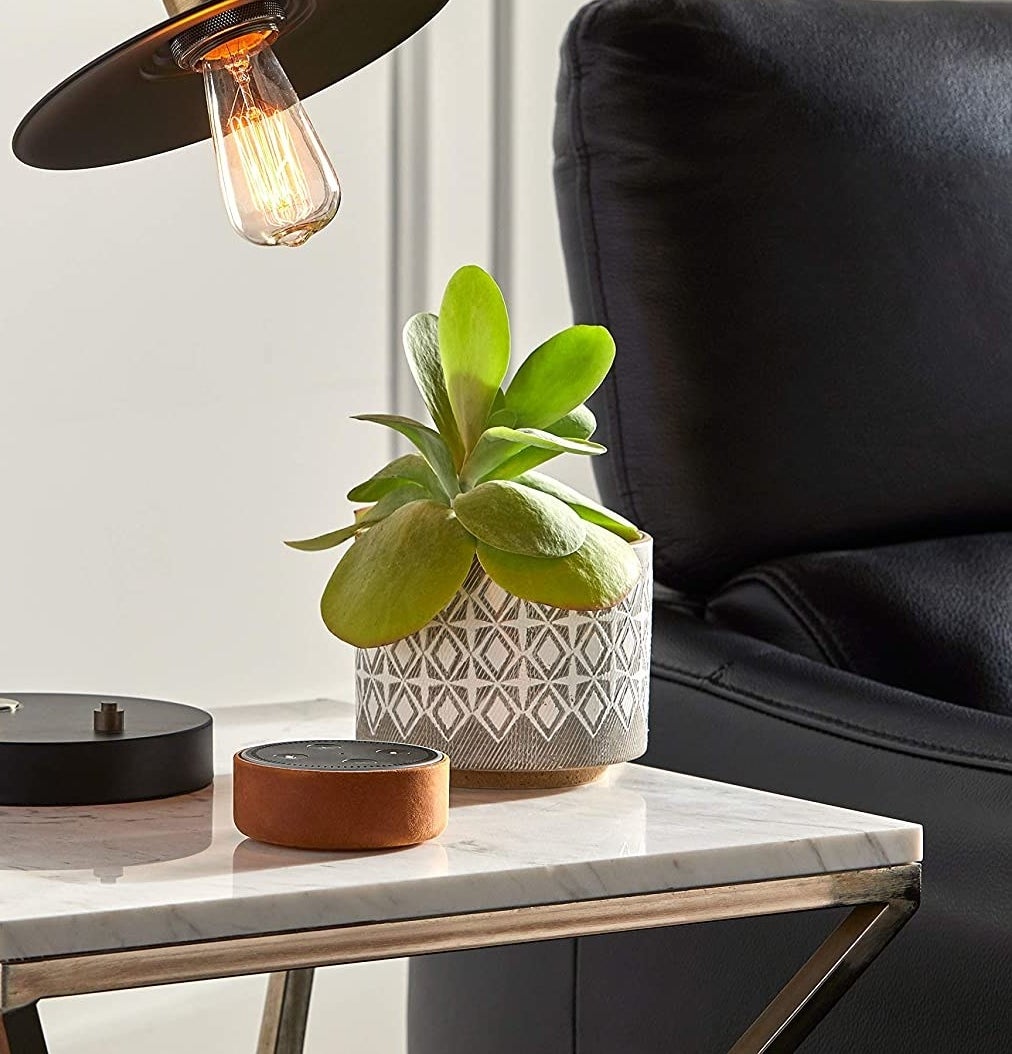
[{"left": 13, "top": 0, "right": 449, "bottom": 170}]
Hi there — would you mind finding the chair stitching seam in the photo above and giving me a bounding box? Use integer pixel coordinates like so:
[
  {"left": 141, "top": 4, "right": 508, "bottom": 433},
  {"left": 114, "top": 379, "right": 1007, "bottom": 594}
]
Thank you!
[
  {"left": 711, "top": 572, "right": 837, "bottom": 666},
  {"left": 762, "top": 566, "right": 859, "bottom": 670},
  {"left": 652, "top": 656, "right": 1012, "bottom": 764},
  {"left": 741, "top": 567, "right": 857, "bottom": 671}
]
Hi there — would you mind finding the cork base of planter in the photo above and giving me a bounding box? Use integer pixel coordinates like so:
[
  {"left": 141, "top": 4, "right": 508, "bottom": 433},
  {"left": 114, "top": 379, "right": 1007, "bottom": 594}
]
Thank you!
[{"left": 451, "top": 765, "right": 608, "bottom": 790}]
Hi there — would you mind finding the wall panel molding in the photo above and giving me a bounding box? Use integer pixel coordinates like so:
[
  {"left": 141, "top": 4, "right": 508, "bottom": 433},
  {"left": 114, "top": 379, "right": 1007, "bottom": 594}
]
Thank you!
[{"left": 389, "top": 35, "right": 431, "bottom": 441}]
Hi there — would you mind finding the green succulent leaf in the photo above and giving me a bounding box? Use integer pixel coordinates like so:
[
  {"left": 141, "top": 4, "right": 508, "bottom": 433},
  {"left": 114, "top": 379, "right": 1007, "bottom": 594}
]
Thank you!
[
  {"left": 476, "top": 522, "right": 641, "bottom": 611},
  {"left": 479, "top": 425, "right": 604, "bottom": 456},
  {"left": 439, "top": 266, "right": 510, "bottom": 454},
  {"left": 551, "top": 404, "right": 597, "bottom": 440},
  {"left": 484, "top": 404, "right": 599, "bottom": 480},
  {"left": 356, "top": 484, "right": 429, "bottom": 524},
  {"left": 402, "top": 312, "right": 465, "bottom": 469},
  {"left": 353, "top": 414, "right": 460, "bottom": 498},
  {"left": 481, "top": 448, "right": 555, "bottom": 481},
  {"left": 321, "top": 500, "right": 476, "bottom": 647},
  {"left": 353, "top": 485, "right": 427, "bottom": 524},
  {"left": 514, "top": 472, "right": 641, "bottom": 542},
  {"left": 461, "top": 426, "right": 605, "bottom": 487},
  {"left": 485, "top": 388, "right": 517, "bottom": 429},
  {"left": 504, "top": 325, "right": 615, "bottom": 429},
  {"left": 452, "top": 480, "right": 586, "bottom": 558},
  {"left": 487, "top": 407, "right": 518, "bottom": 428},
  {"left": 348, "top": 453, "right": 446, "bottom": 504},
  {"left": 286, "top": 484, "right": 426, "bottom": 552},
  {"left": 286, "top": 524, "right": 362, "bottom": 553}
]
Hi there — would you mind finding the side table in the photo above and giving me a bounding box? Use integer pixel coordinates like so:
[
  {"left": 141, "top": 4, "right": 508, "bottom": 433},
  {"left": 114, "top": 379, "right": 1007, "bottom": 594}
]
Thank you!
[{"left": 0, "top": 699, "right": 922, "bottom": 1054}]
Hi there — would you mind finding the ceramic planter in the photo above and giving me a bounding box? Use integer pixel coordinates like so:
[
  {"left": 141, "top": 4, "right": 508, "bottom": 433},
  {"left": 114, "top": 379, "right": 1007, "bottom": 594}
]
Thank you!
[{"left": 355, "top": 536, "right": 652, "bottom": 788}]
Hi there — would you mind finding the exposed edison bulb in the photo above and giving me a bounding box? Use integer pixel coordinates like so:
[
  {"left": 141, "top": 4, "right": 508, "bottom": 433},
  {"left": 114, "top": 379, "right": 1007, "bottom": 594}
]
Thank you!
[{"left": 196, "top": 31, "right": 340, "bottom": 247}]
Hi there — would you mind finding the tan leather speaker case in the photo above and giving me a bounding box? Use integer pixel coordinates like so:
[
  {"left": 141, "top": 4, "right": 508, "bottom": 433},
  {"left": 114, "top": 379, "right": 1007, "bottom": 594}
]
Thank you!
[{"left": 233, "top": 742, "right": 449, "bottom": 850}]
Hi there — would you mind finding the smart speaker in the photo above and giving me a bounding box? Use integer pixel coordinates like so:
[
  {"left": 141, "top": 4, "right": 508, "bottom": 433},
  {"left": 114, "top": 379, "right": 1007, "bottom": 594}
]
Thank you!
[{"left": 233, "top": 739, "right": 449, "bottom": 850}]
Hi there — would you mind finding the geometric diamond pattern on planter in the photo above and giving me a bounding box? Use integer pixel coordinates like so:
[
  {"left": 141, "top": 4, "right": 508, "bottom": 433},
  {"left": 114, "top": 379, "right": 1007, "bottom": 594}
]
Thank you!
[{"left": 356, "top": 537, "right": 652, "bottom": 776}]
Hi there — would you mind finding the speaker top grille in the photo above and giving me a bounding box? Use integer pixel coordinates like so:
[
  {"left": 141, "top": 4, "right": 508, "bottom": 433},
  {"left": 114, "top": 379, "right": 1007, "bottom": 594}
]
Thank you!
[{"left": 239, "top": 740, "right": 444, "bottom": 772}]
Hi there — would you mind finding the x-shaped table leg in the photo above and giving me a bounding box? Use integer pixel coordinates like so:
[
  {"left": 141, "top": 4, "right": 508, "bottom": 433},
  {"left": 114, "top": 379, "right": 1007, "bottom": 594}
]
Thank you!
[
  {"left": 0, "top": 1004, "right": 47, "bottom": 1054},
  {"left": 730, "top": 897, "right": 919, "bottom": 1053}
]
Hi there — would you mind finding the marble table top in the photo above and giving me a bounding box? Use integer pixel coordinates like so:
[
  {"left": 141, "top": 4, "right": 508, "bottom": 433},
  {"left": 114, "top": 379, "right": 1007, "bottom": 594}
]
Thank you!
[{"left": 0, "top": 699, "right": 921, "bottom": 963}]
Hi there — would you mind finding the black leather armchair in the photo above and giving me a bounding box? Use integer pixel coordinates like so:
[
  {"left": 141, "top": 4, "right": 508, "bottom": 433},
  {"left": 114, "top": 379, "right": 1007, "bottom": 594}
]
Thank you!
[{"left": 409, "top": 1, "right": 1012, "bottom": 1050}]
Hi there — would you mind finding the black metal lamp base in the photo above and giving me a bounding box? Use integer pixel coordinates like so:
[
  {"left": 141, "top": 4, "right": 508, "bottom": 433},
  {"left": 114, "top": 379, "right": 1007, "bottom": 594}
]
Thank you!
[{"left": 0, "top": 694, "right": 213, "bottom": 806}]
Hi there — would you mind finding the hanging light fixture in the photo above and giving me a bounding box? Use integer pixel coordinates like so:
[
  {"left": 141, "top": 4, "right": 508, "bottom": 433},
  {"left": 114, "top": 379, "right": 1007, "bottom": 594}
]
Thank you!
[{"left": 12, "top": 0, "right": 448, "bottom": 246}]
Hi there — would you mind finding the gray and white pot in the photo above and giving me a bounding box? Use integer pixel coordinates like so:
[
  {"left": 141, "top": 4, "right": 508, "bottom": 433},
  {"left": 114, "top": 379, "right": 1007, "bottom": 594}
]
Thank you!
[{"left": 355, "top": 536, "right": 652, "bottom": 788}]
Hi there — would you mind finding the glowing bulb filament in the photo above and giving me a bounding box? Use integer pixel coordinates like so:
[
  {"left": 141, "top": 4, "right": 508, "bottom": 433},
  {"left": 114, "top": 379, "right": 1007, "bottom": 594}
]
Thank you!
[
  {"left": 226, "top": 61, "right": 314, "bottom": 228},
  {"left": 199, "top": 34, "right": 340, "bottom": 246}
]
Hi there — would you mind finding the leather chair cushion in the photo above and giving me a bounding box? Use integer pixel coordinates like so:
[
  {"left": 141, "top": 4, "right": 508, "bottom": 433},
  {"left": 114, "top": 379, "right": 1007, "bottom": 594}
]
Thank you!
[
  {"left": 707, "top": 532, "right": 1012, "bottom": 715},
  {"left": 555, "top": 0, "right": 1012, "bottom": 593}
]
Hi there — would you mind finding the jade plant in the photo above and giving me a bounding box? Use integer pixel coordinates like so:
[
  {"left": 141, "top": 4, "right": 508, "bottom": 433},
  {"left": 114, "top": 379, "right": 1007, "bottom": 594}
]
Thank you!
[{"left": 288, "top": 265, "right": 643, "bottom": 648}]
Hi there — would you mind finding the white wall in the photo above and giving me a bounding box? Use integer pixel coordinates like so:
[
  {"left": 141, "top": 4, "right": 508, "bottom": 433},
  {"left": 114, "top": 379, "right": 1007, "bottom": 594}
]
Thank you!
[
  {"left": 511, "top": 0, "right": 599, "bottom": 497},
  {"left": 2, "top": 0, "right": 394, "bottom": 710},
  {"left": 3, "top": 0, "right": 406, "bottom": 1047},
  {"left": 424, "top": 0, "right": 600, "bottom": 497},
  {"left": 1, "top": 0, "right": 590, "bottom": 1050}
]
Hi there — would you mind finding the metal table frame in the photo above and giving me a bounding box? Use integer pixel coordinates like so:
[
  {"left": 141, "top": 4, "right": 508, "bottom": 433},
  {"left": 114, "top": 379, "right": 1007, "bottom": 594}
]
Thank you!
[{"left": 0, "top": 862, "right": 920, "bottom": 1054}]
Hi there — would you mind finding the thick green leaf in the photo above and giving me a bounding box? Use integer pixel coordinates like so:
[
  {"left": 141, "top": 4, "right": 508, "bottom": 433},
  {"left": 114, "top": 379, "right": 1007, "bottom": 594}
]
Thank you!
[
  {"left": 487, "top": 407, "right": 518, "bottom": 428},
  {"left": 353, "top": 489, "right": 425, "bottom": 525},
  {"left": 551, "top": 404, "right": 597, "bottom": 440},
  {"left": 461, "top": 426, "right": 605, "bottom": 487},
  {"left": 505, "top": 325, "right": 615, "bottom": 428},
  {"left": 485, "top": 388, "right": 518, "bottom": 428},
  {"left": 438, "top": 266, "right": 510, "bottom": 453},
  {"left": 477, "top": 425, "right": 604, "bottom": 458},
  {"left": 286, "top": 484, "right": 426, "bottom": 552},
  {"left": 402, "top": 313, "right": 465, "bottom": 468},
  {"left": 515, "top": 472, "right": 641, "bottom": 542},
  {"left": 477, "top": 522, "right": 641, "bottom": 611},
  {"left": 350, "top": 485, "right": 428, "bottom": 526},
  {"left": 485, "top": 405, "right": 598, "bottom": 480},
  {"left": 482, "top": 448, "right": 555, "bottom": 481},
  {"left": 286, "top": 524, "right": 362, "bottom": 552},
  {"left": 348, "top": 453, "right": 446, "bottom": 503},
  {"left": 452, "top": 480, "right": 586, "bottom": 557},
  {"left": 353, "top": 414, "right": 459, "bottom": 498},
  {"left": 322, "top": 500, "right": 476, "bottom": 647}
]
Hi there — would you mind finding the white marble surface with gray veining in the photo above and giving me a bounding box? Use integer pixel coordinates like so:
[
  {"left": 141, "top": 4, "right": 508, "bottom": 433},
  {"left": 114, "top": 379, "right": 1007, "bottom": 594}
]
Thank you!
[{"left": 0, "top": 699, "right": 922, "bottom": 962}]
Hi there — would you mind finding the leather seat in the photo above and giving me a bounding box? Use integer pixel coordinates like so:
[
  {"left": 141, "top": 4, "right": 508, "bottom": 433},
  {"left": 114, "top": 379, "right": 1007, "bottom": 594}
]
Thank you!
[
  {"left": 709, "top": 533, "right": 1012, "bottom": 715},
  {"left": 409, "top": 1, "right": 1012, "bottom": 1050}
]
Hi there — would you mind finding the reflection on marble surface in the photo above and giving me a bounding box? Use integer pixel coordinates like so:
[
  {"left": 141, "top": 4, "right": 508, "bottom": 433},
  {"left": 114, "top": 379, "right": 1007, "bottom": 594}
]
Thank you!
[
  {"left": 0, "top": 788, "right": 214, "bottom": 881},
  {"left": 0, "top": 699, "right": 921, "bottom": 963}
]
